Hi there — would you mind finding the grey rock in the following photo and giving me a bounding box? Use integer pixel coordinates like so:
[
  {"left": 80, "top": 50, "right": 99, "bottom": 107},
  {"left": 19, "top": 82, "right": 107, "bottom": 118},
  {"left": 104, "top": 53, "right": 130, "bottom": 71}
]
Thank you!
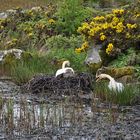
[{"left": 0, "top": 12, "right": 7, "bottom": 19}]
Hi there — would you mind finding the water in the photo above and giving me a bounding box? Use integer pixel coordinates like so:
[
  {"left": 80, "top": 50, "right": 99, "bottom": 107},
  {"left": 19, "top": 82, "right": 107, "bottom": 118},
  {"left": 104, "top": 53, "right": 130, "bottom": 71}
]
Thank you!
[
  {"left": 0, "top": 96, "right": 96, "bottom": 139},
  {"left": 0, "top": 95, "right": 139, "bottom": 140}
]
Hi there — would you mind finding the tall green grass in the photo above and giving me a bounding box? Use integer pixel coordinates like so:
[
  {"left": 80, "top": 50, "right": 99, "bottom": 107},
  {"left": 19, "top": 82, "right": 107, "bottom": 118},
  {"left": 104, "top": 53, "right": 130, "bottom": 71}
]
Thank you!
[
  {"left": 95, "top": 82, "right": 140, "bottom": 105},
  {"left": 11, "top": 47, "right": 87, "bottom": 84}
]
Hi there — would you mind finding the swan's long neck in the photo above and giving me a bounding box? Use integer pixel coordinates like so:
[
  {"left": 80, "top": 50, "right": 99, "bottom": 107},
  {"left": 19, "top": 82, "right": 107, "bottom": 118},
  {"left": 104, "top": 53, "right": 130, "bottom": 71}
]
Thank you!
[
  {"left": 62, "top": 61, "right": 69, "bottom": 69},
  {"left": 101, "top": 74, "right": 115, "bottom": 82}
]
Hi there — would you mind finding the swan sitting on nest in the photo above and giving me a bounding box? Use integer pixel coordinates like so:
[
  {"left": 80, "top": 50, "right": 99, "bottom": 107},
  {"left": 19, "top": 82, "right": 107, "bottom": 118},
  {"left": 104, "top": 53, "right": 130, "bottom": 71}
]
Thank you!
[
  {"left": 55, "top": 60, "right": 74, "bottom": 77},
  {"left": 96, "top": 73, "right": 124, "bottom": 92}
]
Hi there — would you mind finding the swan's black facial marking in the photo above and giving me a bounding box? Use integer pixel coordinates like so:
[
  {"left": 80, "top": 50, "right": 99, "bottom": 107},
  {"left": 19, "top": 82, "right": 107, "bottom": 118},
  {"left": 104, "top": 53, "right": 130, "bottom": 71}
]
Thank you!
[{"left": 95, "top": 76, "right": 100, "bottom": 82}]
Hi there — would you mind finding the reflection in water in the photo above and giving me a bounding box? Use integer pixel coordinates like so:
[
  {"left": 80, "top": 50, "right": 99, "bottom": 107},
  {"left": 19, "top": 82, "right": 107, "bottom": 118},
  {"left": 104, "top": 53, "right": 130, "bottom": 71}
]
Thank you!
[
  {"left": 0, "top": 96, "right": 119, "bottom": 139},
  {"left": 0, "top": 97, "right": 93, "bottom": 138}
]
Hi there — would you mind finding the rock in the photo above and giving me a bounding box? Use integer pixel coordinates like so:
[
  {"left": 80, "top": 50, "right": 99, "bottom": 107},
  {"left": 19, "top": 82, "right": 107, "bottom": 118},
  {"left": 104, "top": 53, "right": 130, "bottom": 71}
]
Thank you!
[
  {"left": 0, "top": 80, "right": 20, "bottom": 94},
  {"left": 6, "top": 9, "right": 17, "bottom": 14},
  {"left": 85, "top": 47, "right": 102, "bottom": 73},
  {"left": 31, "top": 7, "right": 43, "bottom": 12},
  {"left": 0, "top": 12, "right": 7, "bottom": 19},
  {"left": 96, "top": 66, "right": 135, "bottom": 79},
  {"left": 0, "top": 49, "right": 23, "bottom": 62}
]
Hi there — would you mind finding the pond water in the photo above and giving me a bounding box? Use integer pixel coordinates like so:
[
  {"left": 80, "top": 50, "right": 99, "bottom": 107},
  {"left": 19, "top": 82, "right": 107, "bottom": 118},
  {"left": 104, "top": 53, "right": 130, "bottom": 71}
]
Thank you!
[
  {"left": 0, "top": 79, "right": 139, "bottom": 140},
  {"left": 0, "top": 94, "right": 140, "bottom": 140}
]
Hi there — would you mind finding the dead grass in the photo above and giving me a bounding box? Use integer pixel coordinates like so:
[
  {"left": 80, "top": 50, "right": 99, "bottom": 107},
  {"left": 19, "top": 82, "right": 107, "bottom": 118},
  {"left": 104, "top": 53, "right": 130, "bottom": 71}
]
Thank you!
[{"left": 0, "top": 0, "right": 55, "bottom": 11}]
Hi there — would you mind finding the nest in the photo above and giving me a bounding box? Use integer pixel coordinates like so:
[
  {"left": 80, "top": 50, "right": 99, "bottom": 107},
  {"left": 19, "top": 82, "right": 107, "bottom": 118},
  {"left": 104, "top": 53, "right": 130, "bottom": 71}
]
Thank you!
[{"left": 23, "top": 73, "right": 94, "bottom": 97}]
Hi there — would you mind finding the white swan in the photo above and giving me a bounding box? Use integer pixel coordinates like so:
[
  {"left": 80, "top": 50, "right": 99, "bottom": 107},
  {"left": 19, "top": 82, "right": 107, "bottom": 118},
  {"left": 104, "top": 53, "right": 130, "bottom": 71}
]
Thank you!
[
  {"left": 96, "top": 74, "right": 124, "bottom": 92},
  {"left": 55, "top": 61, "right": 74, "bottom": 77}
]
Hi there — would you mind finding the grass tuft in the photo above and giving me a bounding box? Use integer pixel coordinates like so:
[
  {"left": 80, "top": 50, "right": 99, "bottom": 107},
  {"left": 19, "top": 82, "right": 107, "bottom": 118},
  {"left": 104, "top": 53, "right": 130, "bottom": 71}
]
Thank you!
[{"left": 95, "top": 81, "right": 140, "bottom": 105}]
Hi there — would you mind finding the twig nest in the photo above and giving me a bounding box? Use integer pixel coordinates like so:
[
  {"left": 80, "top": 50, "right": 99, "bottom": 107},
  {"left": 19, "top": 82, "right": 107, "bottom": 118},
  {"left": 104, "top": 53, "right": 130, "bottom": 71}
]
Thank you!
[{"left": 23, "top": 73, "right": 94, "bottom": 96}]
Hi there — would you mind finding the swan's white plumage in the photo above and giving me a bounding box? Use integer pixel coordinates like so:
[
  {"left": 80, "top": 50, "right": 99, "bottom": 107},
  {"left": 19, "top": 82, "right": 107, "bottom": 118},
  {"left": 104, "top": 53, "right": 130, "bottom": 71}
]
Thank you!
[
  {"left": 96, "top": 74, "right": 124, "bottom": 92},
  {"left": 55, "top": 61, "right": 74, "bottom": 77}
]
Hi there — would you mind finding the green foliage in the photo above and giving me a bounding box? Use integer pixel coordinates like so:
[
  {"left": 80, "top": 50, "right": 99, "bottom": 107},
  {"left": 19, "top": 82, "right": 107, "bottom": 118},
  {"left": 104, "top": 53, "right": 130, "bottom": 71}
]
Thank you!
[
  {"left": 56, "top": 0, "right": 92, "bottom": 35},
  {"left": 95, "top": 82, "right": 140, "bottom": 105},
  {"left": 11, "top": 54, "right": 50, "bottom": 83},
  {"left": 47, "top": 47, "right": 87, "bottom": 72},
  {"left": 45, "top": 35, "right": 83, "bottom": 49},
  {"left": 109, "top": 48, "right": 136, "bottom": 67},
  {"left": 11, "top": 47, "right": 87, "bottom": 83},
  {"left": 109, "top": 48, "right": 140, "bottom": 77}
]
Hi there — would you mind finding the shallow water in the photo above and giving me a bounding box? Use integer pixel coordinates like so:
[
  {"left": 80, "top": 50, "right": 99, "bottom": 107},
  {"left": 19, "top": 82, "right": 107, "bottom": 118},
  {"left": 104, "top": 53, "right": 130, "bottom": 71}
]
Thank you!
[
  {"left": 0, "top": 94, "right": 140, "bottom": 140},
  {"left": 0, "top": 77, "right": 139, "bottom": 140},
  {"left": 0, "top": 96, "right": 109, "bottom": 139}
]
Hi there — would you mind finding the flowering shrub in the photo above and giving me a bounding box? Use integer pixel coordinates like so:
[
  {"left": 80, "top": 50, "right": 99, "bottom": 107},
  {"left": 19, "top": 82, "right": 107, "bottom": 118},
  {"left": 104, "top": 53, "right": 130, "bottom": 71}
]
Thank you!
[
  {"left": 0, "top": 5, "right": 57, "bottom": 50},
  {"left": 76, "top": 4, "right": 140, "bottom": 56}
]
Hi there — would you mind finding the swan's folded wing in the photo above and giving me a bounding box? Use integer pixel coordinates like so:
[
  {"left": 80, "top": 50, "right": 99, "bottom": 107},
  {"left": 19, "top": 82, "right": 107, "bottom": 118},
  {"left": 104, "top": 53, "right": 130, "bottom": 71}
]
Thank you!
[{"left": 55, "top": 69, "right": 65, "bottom": 77}]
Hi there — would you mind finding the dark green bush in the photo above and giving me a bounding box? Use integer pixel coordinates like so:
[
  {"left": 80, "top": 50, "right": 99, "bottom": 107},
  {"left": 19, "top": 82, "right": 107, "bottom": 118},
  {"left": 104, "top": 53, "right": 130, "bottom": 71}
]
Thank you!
[
  {"left": 45, "top": 35, "right": 83, "bottom": 49},
  {"left": 55, "top": 0, "right": 93, "bottom": 36}
]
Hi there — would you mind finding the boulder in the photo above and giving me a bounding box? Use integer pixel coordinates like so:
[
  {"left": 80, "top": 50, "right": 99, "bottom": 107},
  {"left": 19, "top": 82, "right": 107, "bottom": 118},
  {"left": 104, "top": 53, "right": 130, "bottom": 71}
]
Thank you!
[
  {"left": 96, "top": 66, "right": 135, "bottom": 79},
  {"left": 85, "top": 47, "right": 102, "bottom": 73},
  {"left": 0, "top": 12, "right": 8, "bottom": 19},
  {"left": 0, "top": 49, "right": 23, "bottom": 62}
]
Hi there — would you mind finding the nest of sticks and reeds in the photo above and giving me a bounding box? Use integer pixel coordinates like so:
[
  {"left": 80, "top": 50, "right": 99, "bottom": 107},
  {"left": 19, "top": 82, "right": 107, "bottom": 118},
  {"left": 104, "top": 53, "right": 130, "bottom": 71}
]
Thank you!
[{"left": 22, "top": 73, "right": 94, "bottom": 99}]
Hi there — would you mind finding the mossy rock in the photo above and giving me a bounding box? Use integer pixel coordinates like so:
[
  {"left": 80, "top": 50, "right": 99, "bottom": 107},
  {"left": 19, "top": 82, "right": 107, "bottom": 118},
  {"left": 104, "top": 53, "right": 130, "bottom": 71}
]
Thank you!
[
  {"left": 88, "top": 62, "right": 102, "bottom": 74},
  {"left": 96, "top": 66, "right": 135, "bottom": 79},
  {"left": 3, "top": 53, "right": 17, "bottom": 66}
]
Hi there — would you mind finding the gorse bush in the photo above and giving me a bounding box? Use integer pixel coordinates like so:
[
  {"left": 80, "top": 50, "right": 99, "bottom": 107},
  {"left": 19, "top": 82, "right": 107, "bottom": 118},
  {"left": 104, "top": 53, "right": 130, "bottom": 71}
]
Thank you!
[
  {"left": 76, "top": 2, "right": 140, "bottom": 57},
  {"left": 0, "top": 2, "right": 93, "bottom": 50},
  {"left": 0, "top": 5, "right": 57, "bottom": 50}
]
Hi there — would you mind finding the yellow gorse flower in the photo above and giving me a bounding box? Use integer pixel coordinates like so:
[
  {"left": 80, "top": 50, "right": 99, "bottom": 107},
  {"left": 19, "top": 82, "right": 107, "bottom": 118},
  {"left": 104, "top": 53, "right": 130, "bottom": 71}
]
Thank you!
[
  {"left": 125, "top": 32, "right": 131, "bottom": 38},
  {"left": 75, "top": 47, "right": 83, "bottom": 53},
  {"left": 127, "top": 23, "right": 137, "bottom": 29},
  {"left": 100, "top": 34, "right": 106, "bottom": 41},
  {"left": 106, "top": 43, "right": 114, "bottom": 55},
  {"left": 116, "top": 22, "right": 125, "bottom": 33},
  {"left": 93, "top": 16, "right": 105, "bottom": 21},
  {"left": 48, "top": 19, "right": 55, "bottom": 24},
  {"left": 28, "top": 32, "right": 33, "bottom": 37},
  {"left": 112, "top": 9, "right": 124, "bottom": 15},
  {"left": 112, "top": 17, "right": 119, "bottom": 25},
  {"left": 75, "top": 41, "right": 89, "bottom": 53}
]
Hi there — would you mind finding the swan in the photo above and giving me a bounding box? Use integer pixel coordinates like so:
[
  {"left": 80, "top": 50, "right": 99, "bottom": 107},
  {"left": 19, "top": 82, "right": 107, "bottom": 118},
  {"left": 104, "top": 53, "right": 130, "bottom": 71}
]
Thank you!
[
  {"left": 55, "top": 60, "right": 74, "bottom": 77},
  {"left": 96, "top": 74, "right": 124, "bottom": 92}
]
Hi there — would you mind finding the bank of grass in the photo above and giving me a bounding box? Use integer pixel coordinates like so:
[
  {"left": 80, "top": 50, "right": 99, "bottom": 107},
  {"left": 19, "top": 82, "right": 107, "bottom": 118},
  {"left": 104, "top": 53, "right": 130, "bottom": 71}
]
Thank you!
[
  {"left": 11, "top": 48, "right": 87, "bottom": 84},
  {"left": 95, "top": 82, "right": 140, "bottom": 105}
]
